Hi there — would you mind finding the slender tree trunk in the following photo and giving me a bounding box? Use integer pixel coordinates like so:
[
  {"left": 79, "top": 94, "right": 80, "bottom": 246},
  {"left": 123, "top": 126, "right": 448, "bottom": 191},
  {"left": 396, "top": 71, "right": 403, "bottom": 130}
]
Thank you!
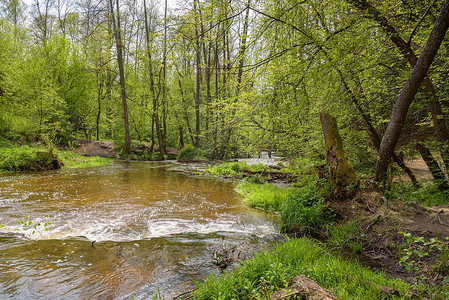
[
  {"left": 178, "top": 78, "right": 196, "bottom": 145},
  {"left": 96, "top": 76, "right": 104, "bottom": 141},
  {"left": 143, "top": 0, "right": 163, "bottom": 155},
  {"left": 416, "top": 143, "right": 449, "bottom": 189},
  {"left": 194, "top": 0, "right": 201, "bottom": 148},
  {"left": 375, "top": 0, "right": 449, "bottom": 183},
  {"left": 109, "top": 0, "right": 131, "bottom": 154}
]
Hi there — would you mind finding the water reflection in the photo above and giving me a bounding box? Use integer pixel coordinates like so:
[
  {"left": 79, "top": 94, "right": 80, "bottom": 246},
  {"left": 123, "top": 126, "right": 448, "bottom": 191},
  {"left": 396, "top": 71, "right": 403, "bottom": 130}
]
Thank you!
[{"left": 0, "top": 161, "right": 279, "bottom": 299}]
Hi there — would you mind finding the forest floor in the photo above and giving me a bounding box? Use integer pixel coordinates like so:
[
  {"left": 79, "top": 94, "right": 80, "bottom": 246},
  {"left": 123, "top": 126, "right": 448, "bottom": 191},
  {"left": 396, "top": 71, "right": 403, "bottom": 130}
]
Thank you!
[
  {"left": 329, "top": 157, "right": 449, "bottom": 288},
  {"left": 329, "top": 186, "right": 449, "bottom": 286}
]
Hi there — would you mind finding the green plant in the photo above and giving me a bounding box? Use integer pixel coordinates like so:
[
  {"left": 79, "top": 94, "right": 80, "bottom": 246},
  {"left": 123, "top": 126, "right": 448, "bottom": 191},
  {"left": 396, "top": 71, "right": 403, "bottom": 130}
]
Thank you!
[
  {"left": 12, "top": 215, "right": 52, "bottom": 240},
  {"left": 328, "top": 219, "right": 363, "bottom": 253},
  {"left": 235, "top": 182, "right": 292, "bottom": 212},
  {"left": 177, "top": 145, "right": 205, "bottom": 162},
  {"left": 246, "top": 173, "right": 265, "bottom": 184},
  {"left": 193, "top": 238, "right": 411, "bottom": 299},
  {"left": 279, "top": 185, "right": 330, "bottom": 234},
  {"left": 399, "top": 232, "right": 449, "bottom": 283}
]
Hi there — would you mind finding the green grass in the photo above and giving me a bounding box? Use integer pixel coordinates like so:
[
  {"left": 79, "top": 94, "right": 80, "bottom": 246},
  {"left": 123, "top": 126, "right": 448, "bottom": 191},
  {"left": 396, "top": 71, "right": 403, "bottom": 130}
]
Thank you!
[
  {"left": 56, "top": 150, "right": 113, "bottom": 168},
  {"left": 236, "top": 182, "right": 293, "bottom": 212},
  {"left": 327, "top": 220, "right": 363, "bottom": 253},
  {"left": 387, "top": 181, "right": 449, "bottom": 206},
  {"left": 193, "top": 238, "right": 411, "bottom": 299}
]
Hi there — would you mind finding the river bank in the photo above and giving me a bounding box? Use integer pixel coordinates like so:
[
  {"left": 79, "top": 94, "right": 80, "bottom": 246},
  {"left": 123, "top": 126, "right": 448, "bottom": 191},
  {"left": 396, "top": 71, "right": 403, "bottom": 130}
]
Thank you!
[{"left": 2, "top": 138, "right": 448, "bottom": 298}]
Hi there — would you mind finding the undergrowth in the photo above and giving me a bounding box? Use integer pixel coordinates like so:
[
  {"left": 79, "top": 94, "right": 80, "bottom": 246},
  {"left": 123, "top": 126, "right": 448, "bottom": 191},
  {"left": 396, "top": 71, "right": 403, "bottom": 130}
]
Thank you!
[
  {"left": 193, "top": 238, "right": 411, "bottom": 299},
  {"left": 178, "top": 145, "right": 208, "bottom": 162},
  {"left": 387, "top": 181, "right": 449, "bottom": 206}
]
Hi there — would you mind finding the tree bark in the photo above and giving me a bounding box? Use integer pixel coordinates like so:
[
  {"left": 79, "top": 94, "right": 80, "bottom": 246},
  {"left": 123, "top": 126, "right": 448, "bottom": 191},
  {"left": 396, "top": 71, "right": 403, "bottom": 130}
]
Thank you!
[
  {"left": 320, "top": 113, "right": 358, "bottom": 187},
  {"left": 375, "top": 0, "right": 449, "bottom": 183},
  {"left": 416, "top": 143, "right": 449, "bottom": 189},
  {"left": 109, "top": 0, "right": 131, "bottom": 154}
]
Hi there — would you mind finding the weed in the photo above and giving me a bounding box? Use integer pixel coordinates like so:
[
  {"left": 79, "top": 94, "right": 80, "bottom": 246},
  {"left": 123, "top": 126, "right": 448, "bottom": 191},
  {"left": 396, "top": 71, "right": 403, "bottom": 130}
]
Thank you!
[{"left": 399, "top": 232, "right": 449, "bottom": 283}]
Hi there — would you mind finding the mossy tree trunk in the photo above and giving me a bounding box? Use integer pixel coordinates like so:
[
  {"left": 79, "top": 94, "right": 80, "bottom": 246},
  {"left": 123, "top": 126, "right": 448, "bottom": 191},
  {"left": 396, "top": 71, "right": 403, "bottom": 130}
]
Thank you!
[{"left": 320, "top": 113, "right": 358, "bottom": 187}]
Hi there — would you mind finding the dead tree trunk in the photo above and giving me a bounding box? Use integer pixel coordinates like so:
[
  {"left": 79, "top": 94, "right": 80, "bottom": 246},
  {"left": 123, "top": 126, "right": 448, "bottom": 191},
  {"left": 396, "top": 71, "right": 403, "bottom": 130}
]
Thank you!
[{"left": 320, "top": 113, "right": 358, "bottom": 187}]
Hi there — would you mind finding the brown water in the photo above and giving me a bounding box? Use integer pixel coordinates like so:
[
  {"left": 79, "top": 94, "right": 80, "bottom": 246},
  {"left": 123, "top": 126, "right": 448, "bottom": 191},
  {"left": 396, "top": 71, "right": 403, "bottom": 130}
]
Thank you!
[{"left": 0, "top": 161, "right": 280, "bottom": 299}]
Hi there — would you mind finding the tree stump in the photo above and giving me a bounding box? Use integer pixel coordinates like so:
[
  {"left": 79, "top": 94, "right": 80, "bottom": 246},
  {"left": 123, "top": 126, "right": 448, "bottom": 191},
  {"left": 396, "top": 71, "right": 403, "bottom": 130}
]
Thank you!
[{"left": 320, "top": 113, "right": 358, "bottom": 187}]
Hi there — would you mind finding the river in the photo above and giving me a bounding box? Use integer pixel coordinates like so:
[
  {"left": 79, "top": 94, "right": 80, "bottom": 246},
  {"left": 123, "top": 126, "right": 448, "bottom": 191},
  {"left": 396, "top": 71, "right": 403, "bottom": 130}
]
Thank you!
[{"left": 0, "top": 161, "right": 280, "bottom": 299}]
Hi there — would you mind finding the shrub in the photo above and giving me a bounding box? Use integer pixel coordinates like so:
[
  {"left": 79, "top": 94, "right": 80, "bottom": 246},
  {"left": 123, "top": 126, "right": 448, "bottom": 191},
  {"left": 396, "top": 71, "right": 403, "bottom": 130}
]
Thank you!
[{"left": 177, "top": 145, "right": 202, "bottom": 162}]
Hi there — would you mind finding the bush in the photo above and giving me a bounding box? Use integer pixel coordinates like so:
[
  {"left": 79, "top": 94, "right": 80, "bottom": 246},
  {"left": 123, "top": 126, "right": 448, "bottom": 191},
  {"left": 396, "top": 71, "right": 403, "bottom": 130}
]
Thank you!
[{"left": 177, "top": 145, "right": 203, "bottom": 162}]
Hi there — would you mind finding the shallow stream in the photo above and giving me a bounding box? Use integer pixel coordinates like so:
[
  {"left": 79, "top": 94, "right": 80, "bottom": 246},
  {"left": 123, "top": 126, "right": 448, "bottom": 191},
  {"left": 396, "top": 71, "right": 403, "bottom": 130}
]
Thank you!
[{"left": 0, "top": 161, "right": 280, "bottom": 299}]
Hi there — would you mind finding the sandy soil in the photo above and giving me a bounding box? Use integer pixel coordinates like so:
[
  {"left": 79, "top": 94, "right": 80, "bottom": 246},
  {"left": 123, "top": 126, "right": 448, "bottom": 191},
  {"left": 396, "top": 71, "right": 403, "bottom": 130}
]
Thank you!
[{"left": 72, "top": 138, "right": 119, "bottom": 157}]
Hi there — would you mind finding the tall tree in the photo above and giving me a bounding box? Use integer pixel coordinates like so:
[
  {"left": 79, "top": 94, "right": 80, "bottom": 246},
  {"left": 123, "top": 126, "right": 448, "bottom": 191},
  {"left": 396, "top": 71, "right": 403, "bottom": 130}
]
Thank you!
[
  {"left": 375, "top": 0, "right": 449, "bottom": 183},
  {"left": 109, "top": 0, "right": 130, "bottom": 154}
]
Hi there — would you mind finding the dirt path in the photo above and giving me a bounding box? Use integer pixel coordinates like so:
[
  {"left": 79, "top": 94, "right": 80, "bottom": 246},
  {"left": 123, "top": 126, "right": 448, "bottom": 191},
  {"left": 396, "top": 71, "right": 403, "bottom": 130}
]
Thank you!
[{"left": 73, "top": 138, "right": 119, "bottom": 157}]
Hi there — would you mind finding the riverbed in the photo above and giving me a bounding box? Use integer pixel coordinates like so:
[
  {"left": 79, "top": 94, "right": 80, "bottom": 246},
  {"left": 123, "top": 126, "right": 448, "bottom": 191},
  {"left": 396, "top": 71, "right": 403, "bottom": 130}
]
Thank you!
[{"left": 0, "top": 161, "right": 281, "bottom": 299}]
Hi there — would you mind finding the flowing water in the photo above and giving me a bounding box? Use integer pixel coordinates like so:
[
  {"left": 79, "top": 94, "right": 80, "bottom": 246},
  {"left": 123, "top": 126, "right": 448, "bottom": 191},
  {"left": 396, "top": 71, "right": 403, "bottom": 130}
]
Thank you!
[{"left": 0, "top": 161, "right": 280, "bottom": 299}]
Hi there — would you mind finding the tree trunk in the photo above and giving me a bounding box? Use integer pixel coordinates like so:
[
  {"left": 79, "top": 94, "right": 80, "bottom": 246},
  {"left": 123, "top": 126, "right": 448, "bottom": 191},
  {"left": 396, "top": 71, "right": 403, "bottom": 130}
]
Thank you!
[
  {"left": 350, "top": 0, "right": 449, "bottom": 173},
  {"left": 320, "top": 113, "right": 358, "bottom": 187},
  {"left": 416, "top": 143, "right": 449, "bottom": 189},
  {"left": 375, "top": 0, "right": 449, "bottom": 183},
  {"left": 194, "top": 0, "right": 201, "bottom": 148},
  {"left": 109, "top": 0, "right": 131, "bottom": 154}
]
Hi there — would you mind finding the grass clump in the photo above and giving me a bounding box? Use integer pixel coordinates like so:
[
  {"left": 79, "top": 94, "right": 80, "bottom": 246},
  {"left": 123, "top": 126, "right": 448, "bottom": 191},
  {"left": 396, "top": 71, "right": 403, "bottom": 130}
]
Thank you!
[
  {"left": 193, "top": 238, "right": 411, "bottom": 299},
  {"left": 56, "top": 150, "right": 112, "bottom": 168},
  {"left": 236, "top": 182, "right": 292, "bottom": 212},
  {"left": 279, "top": 185, "right": 330, "bottom": 234},
  {"left": 327, "top": 220, "right": 363, "bottom": 253}
]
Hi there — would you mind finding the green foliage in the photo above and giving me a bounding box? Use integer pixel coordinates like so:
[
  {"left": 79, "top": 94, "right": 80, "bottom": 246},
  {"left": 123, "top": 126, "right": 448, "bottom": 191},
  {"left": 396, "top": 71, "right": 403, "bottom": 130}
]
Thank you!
[
  {"left": 177, "top": 145, "right": 207, "bottom": 161},
  {"left": 246, "top": 173, "right": 265, "bottom": 184},
  {"left": 387, "top": 182, "right": 449, "bottom": 206},
  {"left": 206, "top": 162, "right": 247, "bottom": 177},
  {"left": 399, "top": 232, "right": 449, "bottom": 282},
  {"left": 9, "top": 215, "right": 52, "bottom": 240},
  {"left": 236, "top": 182, "right": 293, "bottom": 212},
  {"left": 0, "top": 146, "right": 61, "bottom": 172},
  {"left": 194, "top": 238, "right": 411, "bottom": 299}
]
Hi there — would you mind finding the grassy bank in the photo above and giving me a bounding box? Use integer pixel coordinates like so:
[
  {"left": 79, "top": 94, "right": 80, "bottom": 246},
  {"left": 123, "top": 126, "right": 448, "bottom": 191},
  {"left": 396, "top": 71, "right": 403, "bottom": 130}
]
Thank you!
[
  {"left": 56, "top": 150, "right": 112, "bottom": 168},
  {"left": 0, "top": 144, "right": 112, "bottom": 173},
  {"left": 193, "top": 238, "right": 411, "bottom": 299}
]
